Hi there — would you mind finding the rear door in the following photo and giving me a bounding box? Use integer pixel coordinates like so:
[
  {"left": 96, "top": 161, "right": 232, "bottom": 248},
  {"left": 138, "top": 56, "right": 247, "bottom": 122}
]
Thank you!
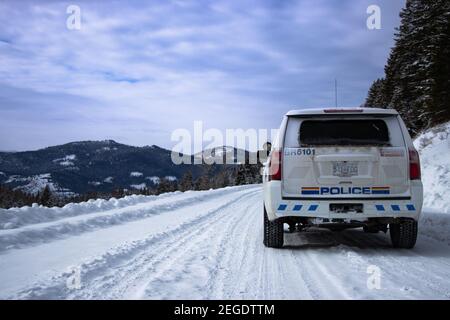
[{"left": 282, "top": 114, "right": 410, "bottom": 199}]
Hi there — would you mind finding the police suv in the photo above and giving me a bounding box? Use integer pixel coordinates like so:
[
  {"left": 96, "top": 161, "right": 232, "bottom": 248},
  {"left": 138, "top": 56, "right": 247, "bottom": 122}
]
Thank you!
[{"left": 263, "top": 108, "right": 423, "bottom": 249}]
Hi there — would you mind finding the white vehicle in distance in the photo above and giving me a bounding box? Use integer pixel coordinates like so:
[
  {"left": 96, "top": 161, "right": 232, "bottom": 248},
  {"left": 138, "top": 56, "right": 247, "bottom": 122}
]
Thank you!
[{"left": 263, "top": 108, "right": 423, "bottom": 249}]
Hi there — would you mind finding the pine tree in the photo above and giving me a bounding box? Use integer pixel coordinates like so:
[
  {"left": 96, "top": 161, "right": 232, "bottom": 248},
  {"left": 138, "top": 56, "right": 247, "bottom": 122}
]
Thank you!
[
  {"left": 156, "top": 178, "right": 171, "bottom": 194},
  {"left": 0, "top": 185, "right": 36, "bottom": 209},
  {"left": 195, "top": 174, "right": 210, "bottom": 190},
  {"left": 112, "top": 187, "right": 125, "bottom": 198},
  {"left": 428, "top": 0, "right": 450, "bottom": 125},
  {"left": 212, "top": 169, "right": 231, "bottom": 188},
  {"left": 39, "top": 185, "right": 52, "bottom": 207},
  {"left": 179, "top": 171, "right": 193, "bottom": 191},
  {"left": 194, "top": 166, "right": 213, "bottom": 190},
  {"left": 365, "top": 78, "right": 388, "bottom": 108},
  {"left": 235, "top": 164, "right": 247, "bottom": 185},
  {"left": 365, "top": 0, "right": 450, "bottom": 136}
]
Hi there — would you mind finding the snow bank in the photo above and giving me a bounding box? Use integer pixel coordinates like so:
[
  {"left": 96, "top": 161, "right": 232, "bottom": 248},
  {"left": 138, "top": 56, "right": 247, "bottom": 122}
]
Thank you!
[
  {"left": 420, "top": 208, "right": 450, "bottom": 245},
  {"left": 0, "top": 185, "right": 256, "bottom": 230},
  {"left": 0, "top": 185, "right": 258, "bottom": 251},
  {"left": 0, "top": 192, "right": 176, "bottom": 230},
  {"left": 414, "top": 121, "right": 450, "bottom": 213}
]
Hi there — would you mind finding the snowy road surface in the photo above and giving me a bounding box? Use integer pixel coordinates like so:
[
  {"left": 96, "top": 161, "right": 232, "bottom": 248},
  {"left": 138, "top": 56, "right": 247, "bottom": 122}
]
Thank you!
[{"left": 1, "top": 184, "right": 450, "bottom": 299}]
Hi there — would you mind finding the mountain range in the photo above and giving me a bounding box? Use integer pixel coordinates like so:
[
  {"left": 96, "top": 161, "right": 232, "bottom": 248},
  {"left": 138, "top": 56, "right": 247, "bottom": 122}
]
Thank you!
[{"left": 0, "top": 140, "right": 249, "bottom": 196}]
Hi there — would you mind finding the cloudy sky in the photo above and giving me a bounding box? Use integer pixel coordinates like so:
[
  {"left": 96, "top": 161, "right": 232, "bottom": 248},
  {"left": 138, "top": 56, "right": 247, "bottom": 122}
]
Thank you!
[{"left": 0, "top": 0, "right": 405, "bottom": 151}]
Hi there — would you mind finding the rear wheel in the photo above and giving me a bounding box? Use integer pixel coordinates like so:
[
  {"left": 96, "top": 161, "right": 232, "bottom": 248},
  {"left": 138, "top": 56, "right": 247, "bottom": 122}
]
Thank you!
[
  {"left": 389, "top": 219, "right": 418, "bottom": 249},
  {"left": 263, "top": 205, "right": 284, "bottom": 248}
]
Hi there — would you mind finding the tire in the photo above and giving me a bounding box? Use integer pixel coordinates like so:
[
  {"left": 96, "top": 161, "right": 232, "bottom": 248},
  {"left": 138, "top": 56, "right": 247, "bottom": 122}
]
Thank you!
[
  {"left": 389, "top": 219, "right": 418, "bottom": 249},
  {"left": 263, "top": 205, "right": 284, "bottom": 248}
]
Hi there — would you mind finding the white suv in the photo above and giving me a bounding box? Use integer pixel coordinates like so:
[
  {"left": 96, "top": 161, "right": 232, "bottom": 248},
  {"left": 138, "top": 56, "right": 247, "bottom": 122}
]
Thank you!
[{"left": 263, "top": 108, "right": 423, "bottom": 249}]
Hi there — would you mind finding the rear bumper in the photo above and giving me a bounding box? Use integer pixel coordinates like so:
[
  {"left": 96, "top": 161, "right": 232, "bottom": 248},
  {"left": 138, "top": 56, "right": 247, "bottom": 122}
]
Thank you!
[{"left": 263, "top": 181, "right": 423, "bottom": 221}]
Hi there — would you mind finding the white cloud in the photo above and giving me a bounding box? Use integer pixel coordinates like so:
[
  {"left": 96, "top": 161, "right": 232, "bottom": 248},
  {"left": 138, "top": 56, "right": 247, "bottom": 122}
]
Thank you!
[{"left": 0, "top": 0, "right": 405, "bottom": 151}]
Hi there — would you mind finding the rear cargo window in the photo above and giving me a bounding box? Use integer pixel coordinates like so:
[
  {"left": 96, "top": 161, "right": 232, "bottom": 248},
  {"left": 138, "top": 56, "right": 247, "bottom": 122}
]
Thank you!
[
  {"left": 284, "top": 116, "right": 405, "bottom": 147},
  {"left": 299, "top": 120, "right": 389, "bottom": 146}
]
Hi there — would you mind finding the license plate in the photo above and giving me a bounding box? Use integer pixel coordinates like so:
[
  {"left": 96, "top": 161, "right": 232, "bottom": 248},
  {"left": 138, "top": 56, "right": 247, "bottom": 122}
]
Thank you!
[{"left": 333, "top": 161, "right": 358, "bottom": 177}]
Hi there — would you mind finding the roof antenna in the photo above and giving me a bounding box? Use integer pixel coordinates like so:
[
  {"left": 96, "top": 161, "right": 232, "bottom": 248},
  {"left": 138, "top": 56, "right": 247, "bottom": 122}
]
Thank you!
[{"left": 334, "top": 78, "right": 338, "bottom": 108}]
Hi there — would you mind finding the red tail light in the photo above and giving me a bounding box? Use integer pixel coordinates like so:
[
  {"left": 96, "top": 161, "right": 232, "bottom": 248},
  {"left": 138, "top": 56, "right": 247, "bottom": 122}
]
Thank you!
[
  {"left": 268, "top": 150, "right": 282, "bottom": 181},
  {"left": 409, "top": 148, "right": 421, "bottom": 180}
]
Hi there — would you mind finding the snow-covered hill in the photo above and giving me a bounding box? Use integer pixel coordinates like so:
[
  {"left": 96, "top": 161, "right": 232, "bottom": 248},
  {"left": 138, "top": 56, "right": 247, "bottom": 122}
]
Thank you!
[
  {"left": 0, "top": 140, "right": 207, "bottom": 195},
  {"left": 414, "top": 121, "right": 450, "bottom": 213}
]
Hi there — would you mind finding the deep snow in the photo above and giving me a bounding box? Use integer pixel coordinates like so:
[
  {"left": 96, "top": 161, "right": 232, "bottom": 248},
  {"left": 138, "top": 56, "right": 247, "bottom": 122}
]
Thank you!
[
  {"left": 0, "top": 123, "right": 449, "bottom": 299},
  {"left": 414, "top": 121, "right": 450, "bottom": 213}
]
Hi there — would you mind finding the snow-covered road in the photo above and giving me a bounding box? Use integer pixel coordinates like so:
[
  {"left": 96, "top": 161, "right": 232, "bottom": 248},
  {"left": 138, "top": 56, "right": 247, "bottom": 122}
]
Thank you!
[{"left": 1, "top": 184, "right": 450, "bottom": 299}]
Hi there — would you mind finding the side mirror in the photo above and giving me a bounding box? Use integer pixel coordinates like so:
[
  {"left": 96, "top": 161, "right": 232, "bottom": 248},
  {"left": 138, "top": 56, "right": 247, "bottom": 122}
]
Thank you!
[
  {"left": 263, "top": 141, "right": 272, "bottom": 153},
  {"left": 259, "top": 142, "right": 272, "bottom": 165}
]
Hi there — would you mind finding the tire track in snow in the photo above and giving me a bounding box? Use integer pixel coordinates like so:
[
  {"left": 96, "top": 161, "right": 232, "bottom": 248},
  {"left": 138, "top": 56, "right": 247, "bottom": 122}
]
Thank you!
[
  {"left": 11, "top": 188, "right": 260, "bottom": 299},
  {"left": 204, "top": 198, "right": 314, "bottom": 299},
  {"left": 127, "top": 190, "right": 261, "bottom": 299},
  {"left": 203, "top": 195, "right": 278, "bottom": 299},
  {"left": 0, "top": 185, "right": 256, "bottom": 252},
  {"left": 333, "top": 230, "right": 450, "bottom": 298}
]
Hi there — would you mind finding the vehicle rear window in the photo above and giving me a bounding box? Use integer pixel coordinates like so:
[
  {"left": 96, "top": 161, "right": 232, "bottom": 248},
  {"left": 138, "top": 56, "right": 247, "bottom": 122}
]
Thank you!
[{"left": 299, "top": 119, "right": 390, "bottom": 146}]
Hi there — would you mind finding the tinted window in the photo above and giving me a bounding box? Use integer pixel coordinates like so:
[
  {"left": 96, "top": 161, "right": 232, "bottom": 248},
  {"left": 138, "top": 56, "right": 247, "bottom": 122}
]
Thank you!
[{"left": 299, "top": 119, "right": 390, "bottom": 146}]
